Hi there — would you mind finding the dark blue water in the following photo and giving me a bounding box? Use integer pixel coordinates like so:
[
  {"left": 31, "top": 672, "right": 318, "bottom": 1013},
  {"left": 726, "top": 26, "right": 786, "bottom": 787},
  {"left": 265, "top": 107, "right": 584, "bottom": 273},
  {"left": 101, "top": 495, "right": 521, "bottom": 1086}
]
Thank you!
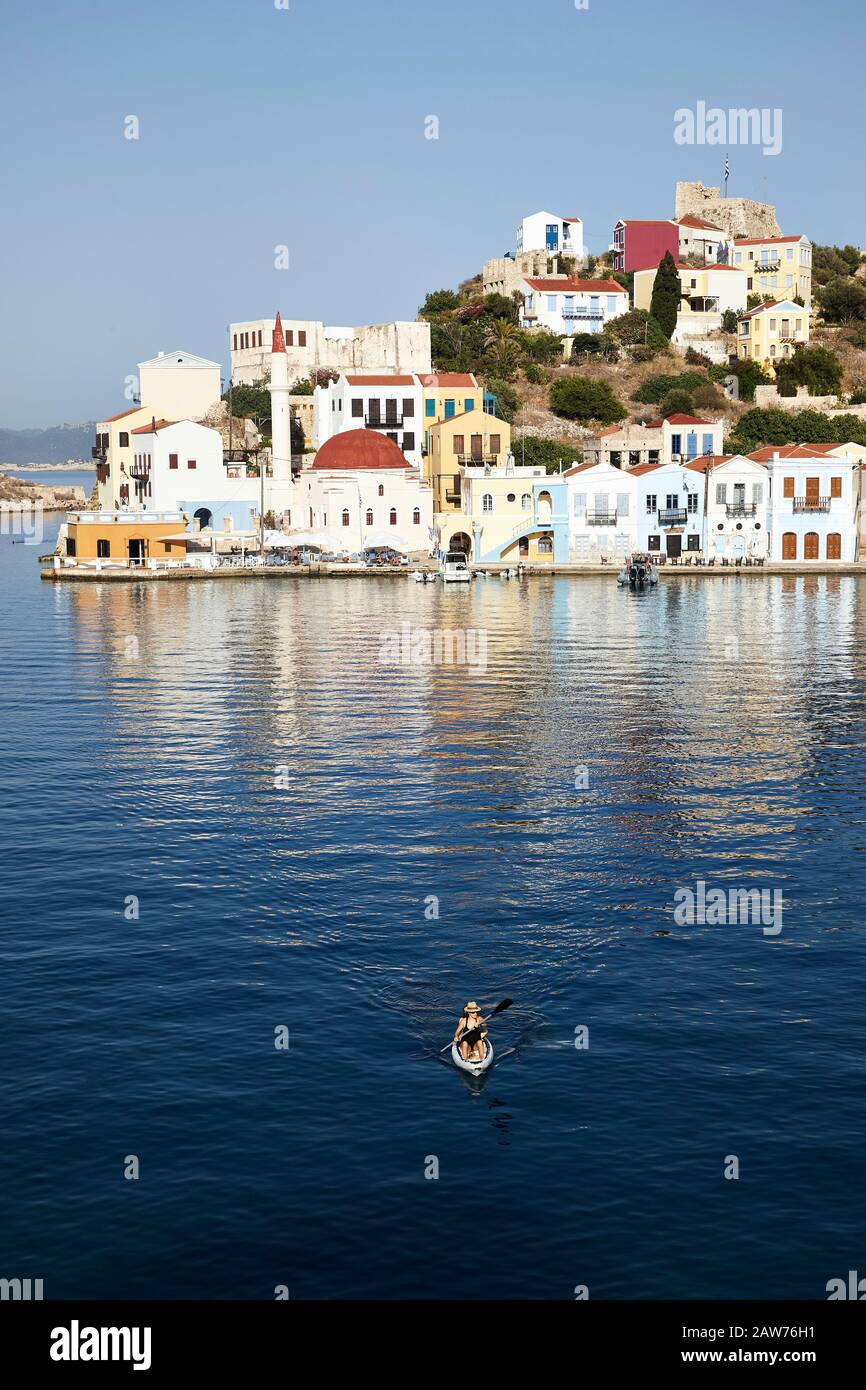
[{"left": 2, "top": 523, "right": 865, "bottom": 1300}]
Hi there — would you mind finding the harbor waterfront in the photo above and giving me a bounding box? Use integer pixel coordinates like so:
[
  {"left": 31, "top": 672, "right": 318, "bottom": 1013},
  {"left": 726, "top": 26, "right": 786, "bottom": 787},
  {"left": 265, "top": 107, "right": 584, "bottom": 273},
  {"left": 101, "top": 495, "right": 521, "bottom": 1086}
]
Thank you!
[{"left": 3, "top": 518, "right": 866, "bottom": 1299}]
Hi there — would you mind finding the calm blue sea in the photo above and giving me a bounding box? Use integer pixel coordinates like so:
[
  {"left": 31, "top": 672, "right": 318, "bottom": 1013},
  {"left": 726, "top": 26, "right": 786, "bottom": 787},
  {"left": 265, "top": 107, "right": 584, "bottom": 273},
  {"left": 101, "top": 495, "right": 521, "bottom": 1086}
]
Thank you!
[{"left": 1, "top": 520, "right": 864, "bottom": 1300}]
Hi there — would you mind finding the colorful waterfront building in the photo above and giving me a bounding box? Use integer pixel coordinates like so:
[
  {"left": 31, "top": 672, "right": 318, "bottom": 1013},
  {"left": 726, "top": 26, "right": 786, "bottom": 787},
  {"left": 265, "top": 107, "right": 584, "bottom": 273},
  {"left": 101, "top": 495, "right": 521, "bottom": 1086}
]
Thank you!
[
  {"left": 564, "top": 460, "right": 637, "bottom": 563},
  {"left": 632, "top": 462, "right": 705, "bottom": 559},
  {"left": 425, "top": 412, "right": 512, "bottom": 515},
  {"left": 733, "top": 236, "right": 812, "bottom": 307},
  {"left": 683, "top": 454, "right": 769, "bottom": 561},
  {"left": 634, "top": 263, "right": 747, "bottom": 346},
  {"left": 60, "top": 510, "right": 189, "bottom": 567},
  {"left": 756, "top": 447, "right": 860, "bottom": 562},
  {"left": 298, "top": 430, "right": 432, "bottom": 555},
  {"left": 128, "top": 419, "right": 261, "bottom": 534},
  {"left": 313, "top": 373, "right": 424, "bottom": 468},
  {"left": 736, "top": 300, "right": 810, "bottom": 372},
  {"left": 437, "top": 469, "right": 569, "bottom": 564}
]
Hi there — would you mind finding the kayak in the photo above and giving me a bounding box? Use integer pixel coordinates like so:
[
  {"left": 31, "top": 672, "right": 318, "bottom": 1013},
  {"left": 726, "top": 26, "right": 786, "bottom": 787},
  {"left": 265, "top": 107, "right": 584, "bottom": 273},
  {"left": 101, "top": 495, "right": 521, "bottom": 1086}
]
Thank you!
[{"left": 451, "top": 1039, "right": 494, "bottom": 1077}]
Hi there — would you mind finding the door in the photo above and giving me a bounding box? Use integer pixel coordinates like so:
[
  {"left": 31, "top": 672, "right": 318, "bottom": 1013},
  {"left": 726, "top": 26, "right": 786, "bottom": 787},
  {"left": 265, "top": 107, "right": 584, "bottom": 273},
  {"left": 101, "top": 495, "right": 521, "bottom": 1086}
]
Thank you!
[
  {"left": 782, "top": 532, "right": 797, "bottom": 560},
  {"left": 667, "top": 534, "right": 682, "bottom": 558},
  {"left": 128, "top": 538, "right": 145, "bottom": 563},
  {"left": 471, "top": 434, "right": 483, "bottom": 462},
  {"left": 518, "top": 537, "right": 529, "bottom": 557},
  {"left": 804, "top": 532, "right": 819, "bottom": 559},
  {"left": 826, "top": 532, "right": 841, "bottom": 560},
  {"left": 805, "top": 476, "right": 819, "bottom": 502}
]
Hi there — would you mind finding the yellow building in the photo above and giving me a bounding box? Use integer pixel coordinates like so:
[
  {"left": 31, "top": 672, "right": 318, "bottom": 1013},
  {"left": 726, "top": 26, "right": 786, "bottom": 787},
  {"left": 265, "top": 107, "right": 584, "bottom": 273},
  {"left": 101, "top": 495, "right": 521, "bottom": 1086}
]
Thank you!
[
  {"left": 63, "top": 511, "right": 188, "bottom": 565},
  {"left": 633, "top": 262, "right": 747, "bottom": 344},
  {"left": 426, "top": 412, "right": 512, "bottom": 513},
  {"left": 94, "top": 406, "right": 155, "bottom": 505},
  {"left": 737, "top": 299, "right": 809, "bottom": 372},
  {"left": 733, "top": 236, "right": 812, "bottom": 307},
  {"left": 419, "top": 373, "right": 485, "bottom": 456},
  {"left": 436, "top": 466, "right": 565, "bottom": 565}
]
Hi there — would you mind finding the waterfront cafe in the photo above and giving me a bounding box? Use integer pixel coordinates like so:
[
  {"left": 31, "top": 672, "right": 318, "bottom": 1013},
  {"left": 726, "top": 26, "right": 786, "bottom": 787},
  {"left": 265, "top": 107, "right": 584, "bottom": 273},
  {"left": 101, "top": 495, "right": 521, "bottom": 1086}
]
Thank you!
[{"left": 60, "top": 511, "right": 189, "bottom": 567}]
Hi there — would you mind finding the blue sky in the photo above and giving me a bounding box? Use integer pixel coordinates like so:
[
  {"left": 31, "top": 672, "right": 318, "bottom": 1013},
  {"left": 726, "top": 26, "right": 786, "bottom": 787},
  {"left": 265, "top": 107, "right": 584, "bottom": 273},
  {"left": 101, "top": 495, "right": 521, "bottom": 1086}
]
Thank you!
[{"left": 1, "top": 0, "right": 863, "bottom": 428}]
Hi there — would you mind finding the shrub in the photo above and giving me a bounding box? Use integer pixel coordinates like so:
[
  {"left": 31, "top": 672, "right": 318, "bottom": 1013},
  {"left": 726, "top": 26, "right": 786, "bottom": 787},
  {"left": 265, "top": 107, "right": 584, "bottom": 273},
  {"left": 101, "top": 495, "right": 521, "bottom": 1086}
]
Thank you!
[
  {"left": 570, "top": 333, "right": 603, "bottom": 360},
  {"left": 721, "top": 309, "right": 739, "bottom": 333},
  {"left": 775, "top": 345, "right": 843, "bottom": 398},
  {"left": 727, "top": 407, "right": 866, "bottom": 453},
  {"left": 549, "top": 376, "right": 628, "bottom": 424},
  {"left": 819, "top": 276, "right": 866, "bottom": 323},
  {"left": 524, "top": 363, "right": 548, "bottom": 385},
  {"left": 658, "top": 390, "right": 696, "bottom": 418},
  {"left": 420, "top": 289, "right": 459, "bottom": 316},
  {"left": 604, "top": 308, "right": 668, "bottom": 352},
  {"left": 483, "top": 378, "right": 520, "bottom": 422},
  {"left": 848, "top": 389, "right": 866, "bottom": 406},
  {"left": 630, "top": 345, "right": 656, "bottom": 363},
  {"left": 709, "top": 358, "right": 772, "bottom": 403},
  {"left": 517, "top": 436, "right": 585, "bottom": 473},
  {"left": 633, "top": 370, "right": 708, "bottom": 405}
]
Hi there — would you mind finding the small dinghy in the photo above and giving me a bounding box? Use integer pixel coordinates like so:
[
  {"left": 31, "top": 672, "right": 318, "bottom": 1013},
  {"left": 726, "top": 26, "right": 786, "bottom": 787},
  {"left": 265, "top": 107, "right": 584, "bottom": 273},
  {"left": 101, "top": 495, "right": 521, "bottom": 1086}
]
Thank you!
[
  {"left": 451, "top": 1039, "right": 494, "bottom": 1076},
  {"left": 411, "top": 570, "right": 437, "bottom": 583},
  {"left": 617, "top": 553, "right": 658, "bottom": 588}
]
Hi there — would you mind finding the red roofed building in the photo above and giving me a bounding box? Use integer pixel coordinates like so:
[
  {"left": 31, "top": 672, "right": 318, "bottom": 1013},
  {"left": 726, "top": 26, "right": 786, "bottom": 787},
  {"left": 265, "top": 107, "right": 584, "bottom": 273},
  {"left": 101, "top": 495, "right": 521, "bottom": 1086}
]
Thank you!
[
  {"left": 519, "top": 275, "right": 629, "bottom": 338},
  {"left": 584, "top": 415, "right": 725, "bottom": 470},
  {"left": 301, "top": 429, "right": 433, "bottom": 555},
  {"left": 313, "top": 372, "right": 424, "bottom": 467}
]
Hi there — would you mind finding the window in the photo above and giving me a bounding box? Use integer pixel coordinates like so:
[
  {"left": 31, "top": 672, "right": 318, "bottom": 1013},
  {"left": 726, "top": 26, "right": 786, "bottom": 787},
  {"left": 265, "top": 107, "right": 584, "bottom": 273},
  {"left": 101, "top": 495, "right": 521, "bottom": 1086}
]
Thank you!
[
  {"left": 464, "top": 399, "right": 474, "bottom": 413},
  {"left": 572, "top": 493, "right": 586, "bottom": 515},
  {"left": 830, "top": 476, "right": 842, "bottom": 498},
  {"left": 286, "top": 331, "right": 294, "bottom": 346},
  {"left": 169, "top": 453, "right": 178, "bottom": 470},
  {"left": 490, "top": 434, "right": 501, "bottom": 455},
  {"left": 610, "top": 451, "right": 621, "bottom": 468},
  {"left": 233, "top": 334, "right": 238, "bottom": 350},
  {"left": 403, "top": 399, "right": 414, "bottom": 417},
  {"left": 702, "top": 434, "right": 714, "bottom": 455},
  {"left": 783, "top": 476, "right": 795, "bottom": 498},
  {"left": 412, "top": 508, "right": 420, "bottom": 525},
  {"left": 506, "top": 493, "right": 516, "bottom": 503},
  {"left": 687, "top": 494, "right": 698, "bottom": 513},
  {"left": 648, "top": 451, "right": 659, "bottom": 465},
  {"left": 389, "top": 508, "right": 397, "bottom": 526},
  {"left": 97, "top": 539, "right": 110, "bottom": 558},
  {"left": 482, "top": 493, "right": 494, "bottom": 513},
  {"left": 365, "top": 508, "right": 373, "bottom": 525},
  {"left": 628, "top": 451, "right": 640, "bottom": 468},
  {"left": 547, "top": 296, "right": 557, "bottom": 312},
  {"left": 646, "top": 494, "right": 657, "bottom": 513},
  {"left": 378, "top": 485, "right": 384, "bottom": 497},
  {"left": 425, "top": 399, "right": 435, "bottom": 417},
  {"left": 403, "top": 432, "right": 415, "bottom": 451},
  {"left": 786, "top": 247, "right": 794, "bottom": 260},
  {"left": 341, "top": 509, "right": 350, "bottom": 526},
  {"left": 666, "top": 494, "right": 679, "bottom": 509},
  {"left": 66, "top": 537, "right": 77, "bottom": 556},
  {"left": 453, "top": 434, "right": 464, "bottom": 456},
  {"left": 188, "top": 459, "right": 196, "bottom": 469},
  {"left": 616, "top": 492, "right": 630, "bottom": 517},
  {"left": 671, "top": 434, "right": 682, "bottom": 456},
  {"left": 352, "top": 399, "right": 363, "bottom": 417},
  {"left": 753, "top": 483, "right": 763, "bottom": 504},
  {"left": 607, "top": 296, "right": 617, "bottom": 314},
  {"left": 298, "top": 331, "right": 307, "bottom": 347},
  {"left": 522, "top": 493, "right": 531, "bottom": 511},
  {"left": 687, "top": 534, "right": 700, "bottom": 551},
  {"left": 716, "top": 483, "right": 727, "bottom": 503},
  {"left": 647, "top": 535, "right": 661, "bottom": 551},
  {"left": 444, "top": 400, "right": 455, "bottom": 418},
  {"left": 119, "top": 432, "right": 129, "bottom": 448}
]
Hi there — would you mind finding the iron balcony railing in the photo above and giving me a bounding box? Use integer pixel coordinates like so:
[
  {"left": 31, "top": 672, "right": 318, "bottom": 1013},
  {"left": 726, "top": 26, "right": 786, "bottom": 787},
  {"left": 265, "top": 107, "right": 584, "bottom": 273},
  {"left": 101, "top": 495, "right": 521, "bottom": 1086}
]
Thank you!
[
  {"left": 725, "top": 502, "right": 757, "bottom": 517},
  {"left": 756, "top": 259, "right": 781, "bottom": 271},
  {"left": 365, "top": 414, "right": 404, "bottom": 429},
  {"left": 586, "top": 511, "right": 617, "bottom": 526},
  {"left": 456, "top": 454, "right": 500, "bottom": 466},
  {"left": 562, "top": 307, "right": 603, "bottom": 320},
  {"left": 793, "top": 496, "right": 831, "bottom": 513},
  {"left": 658, "top": 508, "right": 688, "bottom": 526},
  {"left": 92, "top": 446, "right": 107, "bottom": 460}
]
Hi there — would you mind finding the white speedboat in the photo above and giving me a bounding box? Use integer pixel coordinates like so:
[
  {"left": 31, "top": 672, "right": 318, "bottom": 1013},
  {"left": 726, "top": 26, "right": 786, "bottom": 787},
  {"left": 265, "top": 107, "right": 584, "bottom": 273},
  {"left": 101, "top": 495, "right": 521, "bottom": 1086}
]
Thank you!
[
  {"left": 439, "top": 550, "right": 471, "bottom": 583},
  {"left": 411, "top": 571, "right": 437, "bottom": 583},
  {"left": 451, "top": 1039, "right": 494, "bottom": 1076}
]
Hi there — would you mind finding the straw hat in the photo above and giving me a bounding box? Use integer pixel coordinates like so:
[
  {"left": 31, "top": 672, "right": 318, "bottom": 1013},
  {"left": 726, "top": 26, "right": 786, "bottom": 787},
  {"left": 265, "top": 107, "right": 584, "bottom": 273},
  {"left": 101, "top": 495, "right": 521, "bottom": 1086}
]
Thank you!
[{"left": 464, "top": 1001, "right": 481, "bottom": 1014}]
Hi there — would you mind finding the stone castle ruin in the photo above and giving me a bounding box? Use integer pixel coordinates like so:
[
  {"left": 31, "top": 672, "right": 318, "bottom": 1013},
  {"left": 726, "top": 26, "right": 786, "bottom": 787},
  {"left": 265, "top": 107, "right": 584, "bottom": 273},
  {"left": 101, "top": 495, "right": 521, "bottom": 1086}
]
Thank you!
[{"left": 675, "top": 181, "right": 781, "bottom": 240}]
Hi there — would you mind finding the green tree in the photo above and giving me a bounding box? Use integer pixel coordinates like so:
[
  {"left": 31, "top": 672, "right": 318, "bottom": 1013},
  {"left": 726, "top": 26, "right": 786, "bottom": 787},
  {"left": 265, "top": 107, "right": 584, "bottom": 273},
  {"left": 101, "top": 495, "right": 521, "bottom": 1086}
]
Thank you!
[
  {"left": 775, "top": 345, "right": 843, "bottom": 398},
  {"left": 290, "top": 377, "right": 314, "bottom": 395},
  {"left": 819, "top": 276, "right": 866, "bottom": 323},
  {"left": 570, "top": 333, "right": 603, "bottom": 360},
  {"left": 420, "top": 289, "right": 459, "bottom": 317},
  {"left": 549, "top": 376, "right": 628, "bottom": 424},
  {"left": 516, "top": 436, "right": 585, "bottom": 473},
  {"left": 649, "top": 251, "right": 680, "bottom": 339},
  {"left": 482, "top": 378, "right": 520, "bottom": 422},
  {"left": 709, "top": 358, "right": 772, "bottom": 403},
  {"left": 813, "top": 244, "right": 863, "bottom": 286},
  {"left": 604, "top": 308, "right": 668, "bottom": 352},
  {"left": 223, "top": 381, "right": 271, "bottom": 430},
  {"left": 482, "top": 292, "right": 520, "bottom": 323},
  {"left": 721, "top": 309, "right": 739, "bottom": 333},
  {"left": 658, "top": 390, "right": 696, "bottom": 418}
]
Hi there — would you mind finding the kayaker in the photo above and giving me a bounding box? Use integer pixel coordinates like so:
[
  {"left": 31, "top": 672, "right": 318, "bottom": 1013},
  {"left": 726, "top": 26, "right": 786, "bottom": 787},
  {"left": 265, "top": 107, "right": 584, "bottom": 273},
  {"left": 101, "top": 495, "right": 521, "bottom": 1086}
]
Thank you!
[{"left": 454, "top": 1001, "right": 487, "bottom": 1062}]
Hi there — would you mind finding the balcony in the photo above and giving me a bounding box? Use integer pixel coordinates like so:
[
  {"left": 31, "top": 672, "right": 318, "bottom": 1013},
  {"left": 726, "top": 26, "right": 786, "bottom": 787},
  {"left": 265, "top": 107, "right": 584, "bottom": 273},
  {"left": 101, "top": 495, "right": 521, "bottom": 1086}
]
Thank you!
[
  {"left": 586, "top": 511, "right": 617, "bottom": 526},
  {"left": 562, "top": 307, "right": 603, "bottom": 320},
  {"left": 129, "top": 463, "right": 150, "bottom": 479},
  {"left": 658, "top": 508, "right": 688, "bottom": 526},
  {"left": 725, "top": 502, "right": 757, "bottom": 517},
  {"left": 365, "top": 414, "right": 404, "bottom": 430},
  {"left": 457, "top": 454, "right": 500, "bottom": 467},
  {"left": 757, "top": 259, "right": 781, "bottom": 271},
  {"left": 92, "top": 445, "right": 107, "bottom": 461},
  {"left": 793, "top": 496, "right": 831, "bottom": 513}
]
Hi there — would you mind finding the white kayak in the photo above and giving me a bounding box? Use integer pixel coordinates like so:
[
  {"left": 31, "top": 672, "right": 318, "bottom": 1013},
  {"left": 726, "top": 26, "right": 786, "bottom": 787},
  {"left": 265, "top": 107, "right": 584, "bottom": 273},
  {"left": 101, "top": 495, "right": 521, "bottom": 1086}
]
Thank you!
[{"left": 451, "top": 1039, "right": 494, "bottom": 1077}]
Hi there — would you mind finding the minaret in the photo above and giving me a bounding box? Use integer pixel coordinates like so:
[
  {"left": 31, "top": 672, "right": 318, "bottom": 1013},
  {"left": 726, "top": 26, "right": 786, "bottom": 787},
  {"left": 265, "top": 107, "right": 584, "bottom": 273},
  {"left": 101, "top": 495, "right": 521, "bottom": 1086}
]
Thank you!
[{"left": 269, "top": 311, "right": 292, "bottom": 483}]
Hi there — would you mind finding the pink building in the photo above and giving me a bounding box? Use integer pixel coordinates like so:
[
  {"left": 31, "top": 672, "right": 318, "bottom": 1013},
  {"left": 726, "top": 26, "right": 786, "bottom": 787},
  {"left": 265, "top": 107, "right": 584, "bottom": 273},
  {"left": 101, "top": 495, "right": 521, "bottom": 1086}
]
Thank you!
[{"left": 611, "top": 219, "right": 679, "bottom": 273}]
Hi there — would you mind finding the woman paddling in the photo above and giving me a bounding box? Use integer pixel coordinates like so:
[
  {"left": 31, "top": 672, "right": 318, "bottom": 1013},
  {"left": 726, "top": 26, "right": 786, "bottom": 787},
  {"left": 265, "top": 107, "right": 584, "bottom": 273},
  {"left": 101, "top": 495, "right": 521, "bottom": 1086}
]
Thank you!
[{"left": 454, "top": 1001, "right": 488, "bottom": 1062}]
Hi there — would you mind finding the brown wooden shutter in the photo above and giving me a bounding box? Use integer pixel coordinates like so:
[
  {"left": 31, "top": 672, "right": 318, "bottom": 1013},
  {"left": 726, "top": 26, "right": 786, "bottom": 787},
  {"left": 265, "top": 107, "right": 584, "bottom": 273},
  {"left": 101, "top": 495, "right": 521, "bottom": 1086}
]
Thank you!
[
  {"left": 453, "top": 434, "right": 464, "bottom": 456},
  {"left": 403, "top": 399, "right": 414, "bottom": 417},
  {"left": 782, "top": 532, "right": 797, "bottom": 559},
  {"left": 783, "top": 476, "right": 795, "bottom": 498},
  {"left": 490, "top": 434, "right": 501, "bottom": 455},
  {"left": 830, "top": 476, "right": 842, "bottom": 498},
  {"left": 804, "top": 532, "right": 819, "bottom": 559},
  {"left": 805, "top": 476, "right": 819, "bottom": 500},
  {"left": 827, "top": 532, "right": 841, "bottom": 559}
]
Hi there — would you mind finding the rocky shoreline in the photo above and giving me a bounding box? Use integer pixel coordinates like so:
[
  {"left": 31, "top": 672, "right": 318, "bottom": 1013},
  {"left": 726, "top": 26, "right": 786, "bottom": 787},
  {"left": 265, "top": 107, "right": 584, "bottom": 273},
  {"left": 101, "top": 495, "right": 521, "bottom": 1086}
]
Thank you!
[{"left": 0, "top": 475, "right": 87, "bottom": 513}]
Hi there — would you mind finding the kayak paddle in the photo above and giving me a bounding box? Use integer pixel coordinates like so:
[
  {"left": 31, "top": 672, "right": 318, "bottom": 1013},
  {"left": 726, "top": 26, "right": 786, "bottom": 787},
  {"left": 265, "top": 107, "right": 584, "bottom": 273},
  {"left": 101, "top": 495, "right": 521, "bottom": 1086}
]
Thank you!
[{"left": 441, "top": 997, "right": 514, "bottom": 1053}]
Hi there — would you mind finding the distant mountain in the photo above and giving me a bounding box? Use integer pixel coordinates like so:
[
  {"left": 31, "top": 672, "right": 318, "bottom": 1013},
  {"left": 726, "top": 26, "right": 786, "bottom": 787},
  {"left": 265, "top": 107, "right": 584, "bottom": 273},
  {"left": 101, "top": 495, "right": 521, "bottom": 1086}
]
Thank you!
[{"left": 0, "top": 423, "right": 96, "bottom": 467}]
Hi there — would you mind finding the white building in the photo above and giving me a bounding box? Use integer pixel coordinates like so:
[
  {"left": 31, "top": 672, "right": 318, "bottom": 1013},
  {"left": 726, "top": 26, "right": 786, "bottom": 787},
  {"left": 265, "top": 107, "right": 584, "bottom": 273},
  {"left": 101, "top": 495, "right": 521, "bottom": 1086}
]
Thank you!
[
  {"left": 313, "top": 373, "right": 423, "bottom": 467},
  {"left": 675, "top": 215, "right": 733, "bottom": 266},
  {"left": 516, "top": 211, "right": 585, "bottom": 264},
  {"left": 230, "top": 318, "right": 431, "bottom": 386},
  {"left": 298, "top": 430, "right": 433, "bottom": 555},
  {"left": 683, "top": 454, "right": 769, "bottom": 561},
  {"left": 127, "top": 419, "right": 260, "bottom": 533},
  {"left": 564, "top": 461, "right": 637, "bottom": 563},
  {"left": 761, "top": 448, "right": 859, "bottom": 562},
  {"left": 519, "top": 277, "right": 629, "bottom": 336},
  {"left": 584, "top": 415, "right": 725, "bottom": 470},
  {"left": 632, "top": 462, "right": 705, "bottom": 559}
]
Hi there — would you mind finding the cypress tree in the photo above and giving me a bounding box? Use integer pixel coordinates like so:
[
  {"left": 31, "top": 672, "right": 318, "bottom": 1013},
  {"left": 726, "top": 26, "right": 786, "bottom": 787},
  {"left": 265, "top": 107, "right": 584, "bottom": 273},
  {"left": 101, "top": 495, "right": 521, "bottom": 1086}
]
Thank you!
[{"left": 650, "top": 251, "right": 681, "bottom": 340}]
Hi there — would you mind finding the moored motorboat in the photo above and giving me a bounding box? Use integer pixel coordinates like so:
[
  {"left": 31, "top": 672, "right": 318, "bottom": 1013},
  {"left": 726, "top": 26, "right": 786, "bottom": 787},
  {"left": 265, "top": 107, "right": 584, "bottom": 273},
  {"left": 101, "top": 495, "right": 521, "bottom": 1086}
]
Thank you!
[
  {"left": 439, "top": 549, "right": 472, "bottom": 583},
  {"left": 617, "top": 552, "right": 658, "bottom": 588},
  {"left": 451, "top": 1039, "right": 494, "bottom": 1076}
]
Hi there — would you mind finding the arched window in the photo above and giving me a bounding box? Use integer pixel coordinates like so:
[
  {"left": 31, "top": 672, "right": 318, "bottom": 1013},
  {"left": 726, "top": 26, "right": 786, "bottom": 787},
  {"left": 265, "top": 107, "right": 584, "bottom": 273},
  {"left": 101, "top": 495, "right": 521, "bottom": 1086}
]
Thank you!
[
  {"left": 521, "top": 493, "right": 531, "bottom": 511},
  {"left": 482, "top": 493, "right": 494, "bottom": 513},
  {"left": 378, "top": 484, "right": 384, "bottom": 497},
  {"left": 412, "top": 508, "right": 420, "bottom": 526},
  {"left": 389, "top": 508, "right": 397, "bottom": 526},
  {"left": 341, "top": 509, "right": 350, "bottom": 527},
  {"left": 365, "top": 508, "right": 373, "bottom": 526}
]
